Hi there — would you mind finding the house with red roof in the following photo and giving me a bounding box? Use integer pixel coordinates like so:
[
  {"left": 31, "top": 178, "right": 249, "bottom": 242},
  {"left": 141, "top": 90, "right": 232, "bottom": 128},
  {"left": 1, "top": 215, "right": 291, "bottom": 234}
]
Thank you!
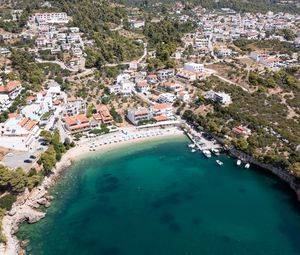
[
  {"left": 63, "top": 114, "right": 92, "bottom": 134},
  {"left": 0, "top": 80, "right": 22, "bottom": 99}
]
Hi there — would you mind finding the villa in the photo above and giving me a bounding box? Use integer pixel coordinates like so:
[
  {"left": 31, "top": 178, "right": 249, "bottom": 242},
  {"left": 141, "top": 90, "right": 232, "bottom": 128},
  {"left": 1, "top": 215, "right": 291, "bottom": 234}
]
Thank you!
[
  {"left": 0, "top": 80, "right": 22, "bottom": 100},
  {"left": 64, "top": 97, "right": 86, "bottom": 116},
  {"left": 127, "top": 107, "right": 151, "bottom": 125},
  {"left": 63, "top": 114, "right": 92, "bottom": 134},
  {"left": 205, "top": 90, "right": 232, "bottom": 105}
]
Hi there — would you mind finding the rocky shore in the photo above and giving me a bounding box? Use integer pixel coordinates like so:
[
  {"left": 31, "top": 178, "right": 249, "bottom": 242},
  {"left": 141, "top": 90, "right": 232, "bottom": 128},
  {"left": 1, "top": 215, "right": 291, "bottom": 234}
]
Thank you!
[{"left": 0, "top": 156, "right": 73, "bottom": 255}]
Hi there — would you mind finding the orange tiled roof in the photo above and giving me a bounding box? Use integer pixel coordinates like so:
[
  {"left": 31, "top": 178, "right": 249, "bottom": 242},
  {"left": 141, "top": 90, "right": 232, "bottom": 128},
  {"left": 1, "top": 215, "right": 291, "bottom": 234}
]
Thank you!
[
  {"left": 92, "top": 113, "right": 102, "bottom": 120},
  {"left": 26, "top": 95, "right": 36, "bottom": 101},
  {"left": 70, "top": 123, "right": 90, "bottom": 130},
  {"left": 153, "top": 103, "right": 172, "bottom": 110},
  {"left": 137, "top": 80, "right": 148, "bottom": 87},
  {"left": 76, "top": 114, "right": 89, "bottom": 123},
  {"left": 8, "top": 113, "right": 18, "bottom": 119},
  {"left": 153, "top": 115, "right": 169, "bottom": 122},
  {"left": 25, "top": 120, "right": 37, "bottom": 131},
  {"left": 19, "top": 118, "right": 29, "bottom": 127},
  {"left": 0, "top": 80, "right": 21, "bottom": 93},
  {"left": 63, "top": 116, "right": 77, "bottom": 126},
  {"left": 67, "top": 96, "right": 81, "bottom": 102}
]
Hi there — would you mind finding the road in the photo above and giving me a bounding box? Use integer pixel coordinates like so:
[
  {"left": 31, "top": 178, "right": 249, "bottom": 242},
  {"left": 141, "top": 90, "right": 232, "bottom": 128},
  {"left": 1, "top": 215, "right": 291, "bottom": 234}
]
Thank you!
[
  {"left": 204, "top": 67, "right": 250, "bottom": 93},
  {"left": 35, "top": 58, "right": 77, "bottom": 72}
]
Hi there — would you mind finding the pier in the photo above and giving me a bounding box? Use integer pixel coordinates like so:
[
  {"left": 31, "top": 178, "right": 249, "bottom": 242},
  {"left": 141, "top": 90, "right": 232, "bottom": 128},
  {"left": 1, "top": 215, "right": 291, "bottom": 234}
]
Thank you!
[{"left": 184, "top": 129, "right": 222, "bottom": 151}]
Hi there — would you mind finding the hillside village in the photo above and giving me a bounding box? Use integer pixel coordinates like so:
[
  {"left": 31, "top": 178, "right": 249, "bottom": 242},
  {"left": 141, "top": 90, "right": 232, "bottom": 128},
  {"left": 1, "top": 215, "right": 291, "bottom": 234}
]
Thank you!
[{"left": 0, "top": 1, "right": 299, "bottom": 175}]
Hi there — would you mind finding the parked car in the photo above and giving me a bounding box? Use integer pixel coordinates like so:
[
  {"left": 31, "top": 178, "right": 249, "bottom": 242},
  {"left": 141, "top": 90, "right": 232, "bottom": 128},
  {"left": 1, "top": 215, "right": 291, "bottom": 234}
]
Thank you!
[
  {"left": 30, "top": 155, "right": 37, "bottom": 159},
  {"left": 24, "top": 159, "right": 33, "bottom": 163}
]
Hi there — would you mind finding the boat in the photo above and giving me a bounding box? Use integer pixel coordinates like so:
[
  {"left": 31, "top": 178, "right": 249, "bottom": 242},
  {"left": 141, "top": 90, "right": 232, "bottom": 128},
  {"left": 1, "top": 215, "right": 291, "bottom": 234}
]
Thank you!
[
  {"left": 203, "top": 150, "right": 212, "bottom": 158},
  {"left": 245, "top": 163, "right": 250, "bottom": 169},
  {"left": 191, "top": 149, "right": 197, "bottom": 153},
  {"left": 216, "top": 160, "right": 223, "bottom": 166},
  {"left": 188, "top": 144, "right": 196, "bottom": 148},
  {"left": 211, "top": 148, "right": 220, "bottom": 156},
  {"left": 237, "top": 159, "right": 242, "bottom": 166}
]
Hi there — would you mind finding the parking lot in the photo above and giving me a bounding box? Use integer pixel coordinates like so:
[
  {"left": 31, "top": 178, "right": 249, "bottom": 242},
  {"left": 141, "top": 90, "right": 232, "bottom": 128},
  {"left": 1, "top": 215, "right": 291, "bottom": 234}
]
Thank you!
[{"left": 2, "top": 140, "right": 48, "bottom": 171}]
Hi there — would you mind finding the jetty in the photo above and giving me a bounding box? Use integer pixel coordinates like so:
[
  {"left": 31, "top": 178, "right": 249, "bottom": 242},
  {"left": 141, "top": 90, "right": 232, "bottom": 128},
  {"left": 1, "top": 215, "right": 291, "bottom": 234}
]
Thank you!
[{"left": 185, "top": 129, "right": 222, "bottom": 151}]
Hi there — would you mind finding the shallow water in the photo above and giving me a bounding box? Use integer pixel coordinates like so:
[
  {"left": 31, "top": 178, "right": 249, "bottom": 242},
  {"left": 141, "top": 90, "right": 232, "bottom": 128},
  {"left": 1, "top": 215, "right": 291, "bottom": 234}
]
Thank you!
[{"left": 18, "top": 137, "right": 300, "bottom": 255}]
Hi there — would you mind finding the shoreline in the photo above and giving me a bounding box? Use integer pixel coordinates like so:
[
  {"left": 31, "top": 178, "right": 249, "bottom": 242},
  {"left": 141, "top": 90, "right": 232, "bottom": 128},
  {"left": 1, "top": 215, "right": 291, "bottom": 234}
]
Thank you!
[
  {"left": 0, "top": 127, "right": 185, "bottom": 255},
  {"left": 1, "top": 125, "right": 300, "bottom": 255}
]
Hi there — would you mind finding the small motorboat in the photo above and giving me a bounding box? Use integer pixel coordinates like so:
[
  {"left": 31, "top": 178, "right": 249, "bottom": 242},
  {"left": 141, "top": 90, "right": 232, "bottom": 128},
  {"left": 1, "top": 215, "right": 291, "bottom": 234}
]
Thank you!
[
  {"left": 191, "top": 149, "right": 197, "bottom": 153},
  {"left": 203, "top": 150, "right": 212, "bottom": 158},
  {"left": 245, "top": 163, "right": 250, "bottom": 169},
  {"left": 211, "top": 148, "right": 220, "bottom": 156},
  {"left": 237, "top": 159, "right": 242, "bottom": 166},
  {"left": 216, "top": 160, "right": 223, "bottom": 166},
  {"left": 188, "top": 144, "right": 196, "bottom": 148}
]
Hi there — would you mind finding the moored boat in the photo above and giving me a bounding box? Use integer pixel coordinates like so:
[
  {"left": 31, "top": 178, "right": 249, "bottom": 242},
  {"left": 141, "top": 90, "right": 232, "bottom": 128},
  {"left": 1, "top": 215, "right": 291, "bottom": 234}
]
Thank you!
[
  {"left": 211, "top": 148, "right": 220, "bottom": 156},
  {"left": 245, "top": 163, "right": 250, "bottom": 169},
  {"left": 216, "top": 160, "right": 223, "bottom": 166},
  {"left": 237, "top": 159, "right": 242, "bottom": 166},
  {"left": 203, "top": 150, "right": 212, "bottom": 158}
]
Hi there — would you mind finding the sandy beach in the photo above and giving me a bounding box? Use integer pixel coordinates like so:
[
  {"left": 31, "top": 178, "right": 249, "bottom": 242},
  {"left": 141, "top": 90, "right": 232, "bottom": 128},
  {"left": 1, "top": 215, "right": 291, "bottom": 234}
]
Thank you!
[{"left": 0, "top": 126, "right": 185, "bottom": 255}]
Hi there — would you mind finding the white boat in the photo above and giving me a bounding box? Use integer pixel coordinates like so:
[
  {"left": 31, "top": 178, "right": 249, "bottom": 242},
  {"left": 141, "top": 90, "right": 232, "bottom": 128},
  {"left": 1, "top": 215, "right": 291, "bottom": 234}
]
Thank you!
[
  {"left": 245, "top": 163, "right": 250, "bottom": 169},
  {"left": 211, "top": 148, "right": 220, "bottom": 156},
  {"left": 188, "top": 144, "right": 196, "bottom": 148},
  {"left": 216, "top": 160, "right": 223, "bottom": 166},
  {"left": 237, "top": 159, "right": 242, "bottom": 166},
  {"left": 203, "top": 150, "right": 212, "bottom": 158},
  {"left": 191, "top": 149, "right": 197, "bottom": 153}
]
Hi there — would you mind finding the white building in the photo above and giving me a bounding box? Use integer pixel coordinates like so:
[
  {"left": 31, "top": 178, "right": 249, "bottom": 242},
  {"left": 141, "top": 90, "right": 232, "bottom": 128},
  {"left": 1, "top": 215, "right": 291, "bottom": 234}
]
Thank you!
[
  {"left": 0, "top": 115, "right": 40, "bottom": 151},
  {"left": 205, "top": 90, "right": 231, "bottom": 105},
  {"left": 217, "top": 48, "right": 233, "bottom": 58},
  {"left": 177, "top": 90, "right": 190, "bottom": 102},
  {"left": 176, "top": 69, "right": 197, "bottom": 82},
  {"left": 157, "top": 69, "right": 175, "bottom": 81},
  {"left": 127, "top": 107, "right": 151, "bottom": 125},
  {"left": 158, "top": 93, "right": 177, "bottom": 103},
  {"left": 136, "top": 80, "right": 150, "bottom": 94},
  {"left": 152, "top": 103, "right": 174, "bottom": 118},
  {"left": 63, "top": 97, "right": 86, "bottom": 116},
  {"left": 0, "top": 95, "right": 11, "bottom": 112},
  {"left": 34, "top": 12, "right": 69, "bottom": 24},
  {"left": 0, "top": 80, "right": 22, "bottom": 100},
  {"left": 184, "top": 62, "right": 204, "bottom": 72},
  {"left": 128, "top": 19, "right": 145, "bottom": 29}
]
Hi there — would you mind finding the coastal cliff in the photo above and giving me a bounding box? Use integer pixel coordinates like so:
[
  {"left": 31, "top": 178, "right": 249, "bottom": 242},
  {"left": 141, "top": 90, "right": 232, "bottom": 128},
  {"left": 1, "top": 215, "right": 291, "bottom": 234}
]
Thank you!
[{"left": 228, "top": 147, "right": 300, "bottom": 201}]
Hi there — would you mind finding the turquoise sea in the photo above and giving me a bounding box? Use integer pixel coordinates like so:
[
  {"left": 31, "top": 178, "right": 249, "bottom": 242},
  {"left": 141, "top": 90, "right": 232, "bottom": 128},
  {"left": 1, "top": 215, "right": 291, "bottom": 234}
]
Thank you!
[{"left": 18, "top": 137, "right": 300, "bottom": 255}]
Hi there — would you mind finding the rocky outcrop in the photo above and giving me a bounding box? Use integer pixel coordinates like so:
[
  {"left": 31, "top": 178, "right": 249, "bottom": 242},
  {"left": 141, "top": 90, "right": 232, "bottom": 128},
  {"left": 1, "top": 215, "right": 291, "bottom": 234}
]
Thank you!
[{"left": 0, "top": 153, "right": 74, "bottom": 255}]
